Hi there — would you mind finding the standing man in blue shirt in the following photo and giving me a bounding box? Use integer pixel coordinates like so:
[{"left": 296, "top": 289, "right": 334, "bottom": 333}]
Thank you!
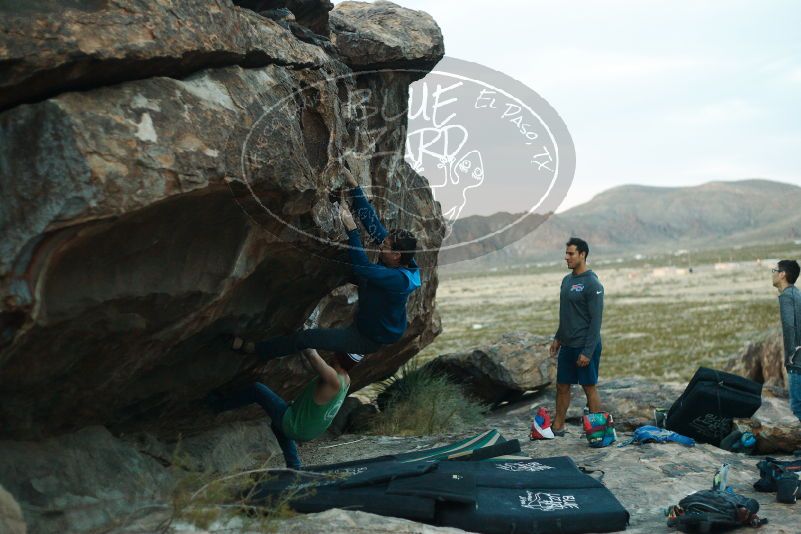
[
  {"left": 772, "top": 259, "right": 801, "bottom": 422},
  {"left": 232, "top": 167, "right": 421, "bottom": 359},
  {"left": 549, "top": 237, "right": 604, "bottom": 436}
]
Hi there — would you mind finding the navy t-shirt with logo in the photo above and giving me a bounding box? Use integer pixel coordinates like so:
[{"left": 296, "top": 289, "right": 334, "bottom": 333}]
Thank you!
[{"left": 554, "top": 270, "right": 604, "bottom": 355}]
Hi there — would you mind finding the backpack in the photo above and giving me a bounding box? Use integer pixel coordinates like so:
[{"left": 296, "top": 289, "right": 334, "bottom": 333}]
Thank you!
[
  {"left": 582, "top": 411, "right": 617, "bottom": 448},
  {"left": 753, "top": 458, "right": 801, "bottom": 493},
  {"left": 666, "top": 489, "right": 766, "bottom": 532}
]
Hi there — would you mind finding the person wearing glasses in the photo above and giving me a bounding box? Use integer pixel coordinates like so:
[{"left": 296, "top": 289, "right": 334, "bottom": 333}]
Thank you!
[
  {"left": 230, "top": 166, "right": 421, "bottom": 360},
  {"left": 772, "top": 259, "right": 801, "bottom": 422}
]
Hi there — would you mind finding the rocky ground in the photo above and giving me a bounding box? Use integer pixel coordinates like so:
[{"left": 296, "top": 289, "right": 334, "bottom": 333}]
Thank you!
[
  {"left": 287, "top": 381, "right": 801, "bottom": 534},
  {"left": 3, "top": 329, "right": 800, "bottom": 533},
  {"left": 281, "top": 389, "right": 801, "bottom": 534},
  {"left": 129, "top": 406, "right": 801, "bottom": 534},
  {"left": 3, "top": 377, "right": 800, "bottom": 534}
]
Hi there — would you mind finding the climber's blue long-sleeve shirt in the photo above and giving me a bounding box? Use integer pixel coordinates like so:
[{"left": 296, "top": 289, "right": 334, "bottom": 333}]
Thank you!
[{"left": 346, "top": 186, "right": 421, "bottom": 344}]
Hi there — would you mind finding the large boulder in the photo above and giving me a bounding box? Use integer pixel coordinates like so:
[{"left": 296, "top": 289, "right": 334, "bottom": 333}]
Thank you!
[
  {"left": 725, "top": 329, "right": 787, "bottom": 389},
  {"left": 422, "top": 332, "right": 554, "bottom": 405},
  {"left": 0, "top": 1, "right": 445, "bottom": 439}
]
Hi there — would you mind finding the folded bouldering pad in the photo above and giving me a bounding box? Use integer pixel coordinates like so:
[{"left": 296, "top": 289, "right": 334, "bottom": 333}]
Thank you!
[
  {"left": 666, "top": 367, "right": 762, "bottom": 446},
  {"left": 249, "top": 431, "right": 629, "bottom": 533}
]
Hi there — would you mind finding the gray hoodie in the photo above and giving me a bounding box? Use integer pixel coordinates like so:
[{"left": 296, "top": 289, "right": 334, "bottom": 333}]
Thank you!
[
  {"left": 555, "top": 270, "right": 604, "bottom": 355},
  {"left": 779, "top": 285, "right": 801, "bottom": 370}
]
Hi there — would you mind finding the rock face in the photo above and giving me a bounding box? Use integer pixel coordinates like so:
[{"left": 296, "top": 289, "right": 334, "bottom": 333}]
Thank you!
[
  {"left": 0, "top": 1, "right": 445, "bottom": 440},
  {"left": 725, "top": 329, "right": 787, "bottom": 389},
  {"left": 0, "top": 426, "right": 171, "bottom": 534},
  {"left": 422, "top": 332, "right": 554, "bottom": 405},
  {"left": 233, "top": 0, "right": 335, "bottom": 36},
  {"left": 0, "top": 0, "right": 331, "bottom": 113},
  {"left": 0, "top": 421, "right": 287, "bottom": 534},
  {"left": 330, "top": 1, "right": 444, "bottom": 70}
]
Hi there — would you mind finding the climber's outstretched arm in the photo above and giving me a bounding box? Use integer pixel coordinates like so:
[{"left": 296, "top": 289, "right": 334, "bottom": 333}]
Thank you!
[{"left": 341, "top": 168, "right": 388, "bottom": 245}]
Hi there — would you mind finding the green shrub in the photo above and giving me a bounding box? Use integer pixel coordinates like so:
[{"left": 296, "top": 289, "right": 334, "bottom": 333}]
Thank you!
[{"left": 372, "top": 363, "right": 487, "bottom": 436}]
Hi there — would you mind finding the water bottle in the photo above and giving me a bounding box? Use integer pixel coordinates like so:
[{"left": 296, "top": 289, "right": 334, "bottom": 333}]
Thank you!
[{"left": 712, "top": 463, "right": 731, "bottom": 493}]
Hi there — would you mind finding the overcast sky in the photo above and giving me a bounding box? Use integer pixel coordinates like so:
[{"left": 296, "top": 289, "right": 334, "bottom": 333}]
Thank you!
[{"left": 333, "top": 0, "right": 801, "bottom": 213}]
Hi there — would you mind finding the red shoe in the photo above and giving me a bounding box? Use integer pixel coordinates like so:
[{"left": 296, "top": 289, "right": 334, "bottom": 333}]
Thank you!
[{"left": 530, "top": 406, "right": 556, "bottom": 440}]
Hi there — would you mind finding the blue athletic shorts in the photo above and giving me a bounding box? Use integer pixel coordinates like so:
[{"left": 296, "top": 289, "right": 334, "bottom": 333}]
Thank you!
[{"left": 557, "top": 343, "right": 602, "bottom": 385}]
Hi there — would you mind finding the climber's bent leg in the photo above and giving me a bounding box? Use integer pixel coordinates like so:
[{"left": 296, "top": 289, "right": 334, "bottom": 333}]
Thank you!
[{"left": 254, "top": 324, "right": 382, "bottom": 360}]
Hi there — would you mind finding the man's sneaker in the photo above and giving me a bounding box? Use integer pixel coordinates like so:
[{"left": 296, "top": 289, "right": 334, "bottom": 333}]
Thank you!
[
  {"left": 225, "top": 334, "right": 255, "bottom": 355},
  {"left": 530, "top": 406, "right": 556, "bottom": 440}
]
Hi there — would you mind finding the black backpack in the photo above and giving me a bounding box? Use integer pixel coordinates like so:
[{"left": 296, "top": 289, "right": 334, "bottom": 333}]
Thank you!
[
  {"left": 667, "top": 490, "right": 766, "bottom": 532},
  {"left": 753, "top": 457, "right": 801, "bottom": 492}
]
